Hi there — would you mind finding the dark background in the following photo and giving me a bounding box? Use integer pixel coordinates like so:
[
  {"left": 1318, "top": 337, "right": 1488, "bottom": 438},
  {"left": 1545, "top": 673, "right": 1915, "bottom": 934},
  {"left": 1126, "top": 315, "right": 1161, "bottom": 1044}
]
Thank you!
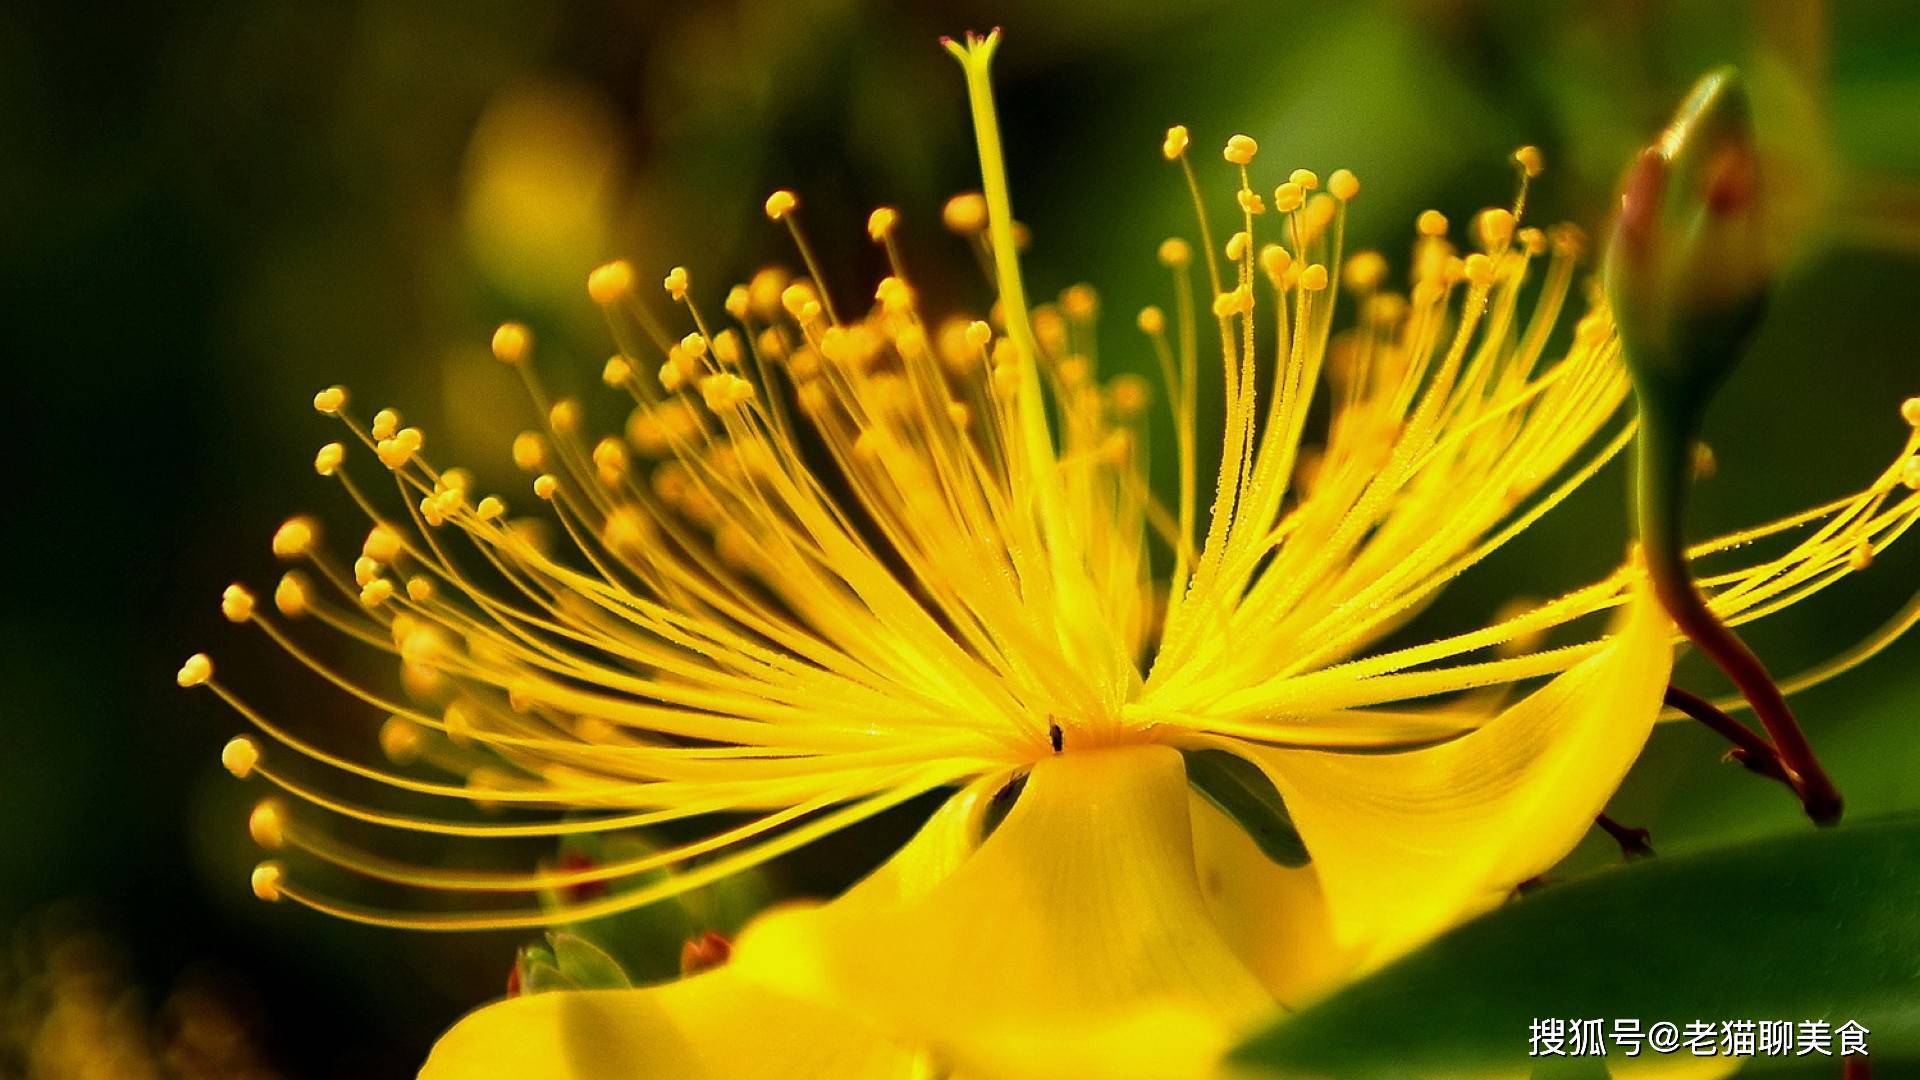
[{"left": 4, "top": 1, "right": 1918, "bottom": 1075}]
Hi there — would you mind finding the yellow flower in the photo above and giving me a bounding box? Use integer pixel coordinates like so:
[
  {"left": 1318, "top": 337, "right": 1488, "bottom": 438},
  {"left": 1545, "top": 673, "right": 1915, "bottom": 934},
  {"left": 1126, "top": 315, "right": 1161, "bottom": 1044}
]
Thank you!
[{"left": 182, "top": 28, "right": 1920, "bottom": 1080}]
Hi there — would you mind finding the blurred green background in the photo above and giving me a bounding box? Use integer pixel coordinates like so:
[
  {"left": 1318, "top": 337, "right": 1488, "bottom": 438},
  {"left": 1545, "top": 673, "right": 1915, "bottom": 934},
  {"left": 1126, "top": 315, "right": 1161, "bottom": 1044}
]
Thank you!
[{"left": 4, "top": 0, "right": 1918, "bottom": 1074}]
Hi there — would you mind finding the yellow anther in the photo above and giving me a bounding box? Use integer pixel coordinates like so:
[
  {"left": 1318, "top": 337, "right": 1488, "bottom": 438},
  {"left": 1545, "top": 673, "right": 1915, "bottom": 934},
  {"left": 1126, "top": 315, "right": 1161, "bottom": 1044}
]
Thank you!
[
  {"left": 1225, "top": 231, "right": 1250, "bottom": 262},
  {"left": 781, "top": 281, "right": 819, "bottom": 321},
  {"left": 724, "top": 285, "right": 750, "bottom": 321},
  {"left": 1223, "top": 134, "right": 1258, "bottom": 166},
  {"left": 248, "top": 800, "right": 285, "bottom": 849},
  {"left": 360, "top": 524, "right": 401, "bottom": 565},
  {"left": 875, "top": 277, "right": 916, "bottom": 316},
  {"left": 658, "top": 359, "right": 685, "bottom": 392},
  {"left": 274, "top": 573, "right": 307, "bottom": 618},
  {"left": 664, "top": 266, "right": 689, "bottom": 300},
  {"left": 1272, "top": 182, "right": 1305, "bottom": 214},
  {"left": 251, "top": 861, "right": 284, "bottom": 902},
  {"left": 1212, "top": 286, "right": 1252, "bottom": 317},
  {"left": 592, "top": 435, "right": 627, "bottom": 476},
  {"left": 313, "top": 441, "right": 345, "bottom": 476},
  {"left": 942, "top": 192, "right": 989, "bottom": 233},
  {"left": 867, "top": 206, "right": 899, "bottom": 241},
  {"left": 1237, "top": 189, "right": 1266, "bottom": 214},
  {"left": 1058, "top": 285, "right": 1096, "bottom": 322},
  {"left": 1417, "top": 209, "right": 1449, "bottom": 237},
  {"left": 379, "top": 715, "right": 423, "bottom": 764},
  {"left": 964, "top": 320, "right": 993, "bottom": 351},
  {"left": 1109, "top": 374, "right": 1151, "bottom": 418},
  {"left": 359, "top": 578, "right": 394, "bottom": 607},
  {"left": 1299, "top": 264, "right": 1330, "bottom": 292},
  {"left": 221, "top": 735, "right": 258, "bottom": 778},
  {"left": 1343, "top": 250, "right": 1388, "bottom": 291},
  {"left": 602, "top": 355, "right": 632, "bottom": 386},
  {"left": 1514, "top": 145, "right": 1545, "bottom": 178},
  {"left": 177, "top": 653, "right": 214, "bottom": 688},
  {"left": 491, "top": 322, "right": 531, "bottom": 364},
  {"left": 680, "top": 333, "right": 709, "bottom": 361},
  {"left": 1550, "top": 223, "right": 1586, "bottom": 258},
  {"left": 764, "top": 189, "right": 798, "bottom": 221},
  {"left": 1162, "top": 124, "right": 1190, "bottom": 160},
  {"left": 748, "top": 267, "right": 788, "bottom": 317},
  {"left": 890, "top": 325, "right": 926, "bottom": 362},
  {"left": 271, "top": 516, "right": 316, "bottom": 559},
  {"left": 1849, "top": 542, "right": 1875, "bottom": 571},
  {"left": 370, "top": 408, "right": 400, "bottom": 440},
  {"left": 1518, "top": 227, "right": 1548, "bottom": 255},
  {"left": 405, "top": 575, "right": 434, "bottom": 602},
  {"left": 601, "top": 506, "right": 652, "bottom": 554},
  {"left": 312, "top": 385, "right": 347, "bottom": 414},
  {"left": 1903, "top": 455, "right": 1920, "bottom": 491},
  {"left": 1258, "top": 244, "right": 1292, "bottom": 287},
  {"left": 376, "top": 426, "right": 423, "bottom": 470},
  {"left": 1464, "top": 253, "right": 1497, "bottom": 288},
  {"left": 587, "top": 260, "right": 634, "bottom": 304},
  {"left": 1157, "top": 237, "right": 1191, "bottom": 268},
  {"left": 1136, "top": 306, "right": 1166, "bottom": 335},
  {"left": 1303, "top": 193, "right": 1337, "bottom": 234},
  {"left": 945, "top": 401, "right": 971, "bottom": 427},
  {"left": 511, "top": 431, "right": 547, "bottom": 472},
  {"left": 818, "top": 326, "right": 852, "bottom": 366},
  {"left": 475, "top": 496, "right": 505, "bottom": 521},
  {"left": 1057, "top": 355, "right": 1089, "bottom": 386},
  {"left": 1477, "top": 207, "right": 1517, "bottom": 248},
  {"left": 221, "top": 584, "right": 255, "bottom": 623},
  {"left": 787, "top": 346, "right": 821, "bottom": 381},
  {"left": 1328, "top": 168, "right": 1360, "bottom": 201},
  {"left": 1901, "top": 397, "right": 1920, "bottom": 427},
  {"left": 1575, "top": 313, "right": 1611, "bottom": 348},
  {"left": 549, "top": 400, "right": 579, "bottom": 433},
  {"left": 1288, "top": 168, "right": 1320, "bottom": 190},
  {"left": 700, "top": 373, "right": 754, "bottom": 412},
  {"left": 399, "top": 627, "right": 444, "bottom": 668}
]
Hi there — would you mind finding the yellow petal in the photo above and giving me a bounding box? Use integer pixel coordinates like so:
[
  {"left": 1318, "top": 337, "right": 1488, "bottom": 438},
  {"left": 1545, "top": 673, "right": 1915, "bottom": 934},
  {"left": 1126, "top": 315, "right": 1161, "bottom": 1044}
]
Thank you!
[
  {"left": 734, "top": 745, "right": 1271, "bottom": 1080},
  {"left": 1188, "top": 793, "right": 1359, "bottom": 1008},
  {"left": 419, "top": 968, "right": 917, "bottom": 1080},
  {"left": 1229, "top": 586, "right": 1672, "bottom": 965},
  {"left": 838, "top": 769, "right": 1006, "bottom": 908}
]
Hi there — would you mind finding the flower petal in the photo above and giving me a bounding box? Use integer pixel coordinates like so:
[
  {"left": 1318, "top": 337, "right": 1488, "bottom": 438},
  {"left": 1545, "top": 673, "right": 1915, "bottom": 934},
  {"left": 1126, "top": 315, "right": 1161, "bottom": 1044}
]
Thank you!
[
  {"left": 419, "top": 968, "right": 916, "bottom": 1080},
  {"left": 1188, "top": 793, "right": 1358, "bottom": 1008},
  {"left": 1230, "top": 586, "right": 1672, "bottom": 965},
  {"left": 734, "top": 745, "right": 1271, "bottom": 1079}
]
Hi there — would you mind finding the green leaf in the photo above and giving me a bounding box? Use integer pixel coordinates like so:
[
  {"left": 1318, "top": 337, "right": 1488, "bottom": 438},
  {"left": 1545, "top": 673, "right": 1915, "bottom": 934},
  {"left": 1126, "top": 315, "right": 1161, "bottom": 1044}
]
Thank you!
[
  {"left": 1184, "top": 749, "right": 1310, "bottom": 868},
  {"left": 1232, "top": 816, "right": 1920, "bottom": 1078}
]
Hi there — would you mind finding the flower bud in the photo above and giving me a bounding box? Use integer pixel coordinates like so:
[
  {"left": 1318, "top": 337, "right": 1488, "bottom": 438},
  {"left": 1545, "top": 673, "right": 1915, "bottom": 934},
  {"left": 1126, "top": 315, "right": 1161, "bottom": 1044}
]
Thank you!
[{"left": 1604, "top": 66, "right": 1769, "bottom": 424}]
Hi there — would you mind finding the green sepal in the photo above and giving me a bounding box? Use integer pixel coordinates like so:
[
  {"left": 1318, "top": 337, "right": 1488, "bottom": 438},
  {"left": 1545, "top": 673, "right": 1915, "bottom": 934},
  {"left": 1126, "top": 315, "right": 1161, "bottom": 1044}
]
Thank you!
[
  {"left": 548, "top": 931, "right": 633, "bottom": 990},
  {"left": 535, "top": 828, "right": 771, "bottom": 984},
  {"left": 1182, "top": 749, "right": 1311, "bottom": 868},
  {"left": 512, "top": 941, "right": 575, "bottom": 995}
]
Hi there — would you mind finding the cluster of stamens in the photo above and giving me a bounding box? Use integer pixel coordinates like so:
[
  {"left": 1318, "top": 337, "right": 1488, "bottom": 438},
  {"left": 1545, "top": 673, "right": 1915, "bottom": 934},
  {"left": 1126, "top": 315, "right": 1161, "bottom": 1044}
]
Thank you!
[{"left": 179, "top": 45, "right": 1920, "bottom": 930}]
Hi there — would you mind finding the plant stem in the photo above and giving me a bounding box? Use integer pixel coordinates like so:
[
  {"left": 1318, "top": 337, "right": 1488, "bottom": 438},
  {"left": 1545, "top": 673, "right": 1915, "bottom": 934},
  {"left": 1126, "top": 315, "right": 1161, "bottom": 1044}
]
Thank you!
[{"left": 1637, "top": 401, "right": 1842, "bottom": 825}]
